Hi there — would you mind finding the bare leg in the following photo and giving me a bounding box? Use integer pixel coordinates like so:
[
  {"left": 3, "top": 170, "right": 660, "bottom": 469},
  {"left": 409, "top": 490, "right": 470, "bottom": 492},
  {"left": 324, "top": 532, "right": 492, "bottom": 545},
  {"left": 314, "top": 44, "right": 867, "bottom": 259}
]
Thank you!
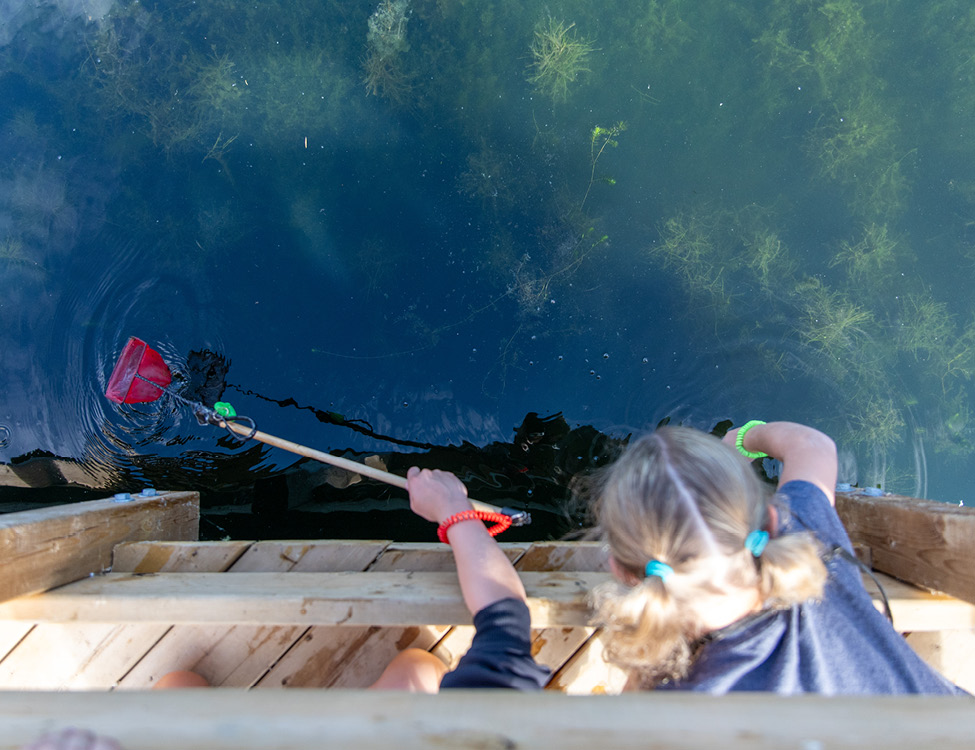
[
  {"left": 153, "top": 670, "right": 210, "bottom": 689},
  {"left": 368, "top": 648, "right": 448, "bottom": 692}
]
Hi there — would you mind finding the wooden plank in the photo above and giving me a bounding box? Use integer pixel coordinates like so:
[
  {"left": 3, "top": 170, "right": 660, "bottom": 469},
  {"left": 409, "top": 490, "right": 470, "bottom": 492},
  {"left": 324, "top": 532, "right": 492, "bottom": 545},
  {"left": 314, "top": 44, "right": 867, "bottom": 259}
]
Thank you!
[
  {"left": 0, "top": 571, "right": 602, "bottom": 627},
  {"left": 516, "top": 543, "right": 607, "bottom": 687},
  {"left": 113, "top": 541, "right": 252, "bottom": 573},
  {"left": 0, "top": 538, "right": 241, "bottom": 690},
  {"left": 0, "top": 622, "right": 32, "bottom": 662},
  {"left": 905, "top": 631, "right": 975, "bottom": 695},
  {"left": 119, "top": 623, "right": 312, "bottom": 689},
  {"left": 515, "top": 541, "right": 607, "bottom": 572},
  {"left": 3, "top": 567, "right": 963, "bottom": 632},
  {"left": 865, "top": 572, "right": 975, "bottom": 632},
  {"left": 227, "top": 540, "right": 389, "bottom": 573},
  {"left": 371, "top": 542, "right": 528, "bottom": 570},
  {"left": 546, "top": 629, "right": 629, "bottom": 695},
  {"left": 7, "top": 691, "right": 973, "bottom": 750},
  {"left": 255, "top": 543, "right": 495, "bottom": 688},
  {"left": 118, "top": 541, "right": 391, "bottom": 688},
  {"left": 0, "top": 491, "right": 200, "bottom": 603},
  {"left": 0, "top": 623, "right": 171, "bottom": 689},
  {"left": 836, "top": 490, "right": 975, "bottom": 604},
  {"left": 430, "top": 625, "right": 475, "bottom": 669}
]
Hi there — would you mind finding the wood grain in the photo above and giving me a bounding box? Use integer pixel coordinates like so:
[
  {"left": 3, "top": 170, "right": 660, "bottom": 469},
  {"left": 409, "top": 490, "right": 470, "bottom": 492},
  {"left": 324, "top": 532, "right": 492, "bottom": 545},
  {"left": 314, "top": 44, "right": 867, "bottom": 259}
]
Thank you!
[
  {"left": 5, "top": 690, "right": 972, "bottom": 750},
  {"left": 836, "top": 490, "right": 975, "bottom": 604},
  {"left": 0, "top": 492, "right": 199, "bottom": 603}
]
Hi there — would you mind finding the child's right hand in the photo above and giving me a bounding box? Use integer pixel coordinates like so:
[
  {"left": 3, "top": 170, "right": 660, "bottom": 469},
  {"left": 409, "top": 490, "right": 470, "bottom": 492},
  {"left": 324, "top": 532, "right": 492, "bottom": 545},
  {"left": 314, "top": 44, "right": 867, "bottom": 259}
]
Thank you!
[{"left": 406, "top": 467, "right": 473, "bottom": 524}]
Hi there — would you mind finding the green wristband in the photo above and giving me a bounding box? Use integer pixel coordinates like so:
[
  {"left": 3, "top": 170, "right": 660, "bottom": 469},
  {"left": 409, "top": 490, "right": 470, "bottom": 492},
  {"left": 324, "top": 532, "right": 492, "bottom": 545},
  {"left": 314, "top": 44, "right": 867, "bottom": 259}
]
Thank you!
[{"left": 735, "top": 420, "right": 768, "bottom": 459}]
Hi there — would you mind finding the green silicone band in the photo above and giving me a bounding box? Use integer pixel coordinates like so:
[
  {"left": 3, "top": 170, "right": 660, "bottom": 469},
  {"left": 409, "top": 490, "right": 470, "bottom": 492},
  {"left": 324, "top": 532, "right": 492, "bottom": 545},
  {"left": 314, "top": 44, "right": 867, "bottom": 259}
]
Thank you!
[{"left": 735, "top": 420, "right": 768, "bottom": 459}]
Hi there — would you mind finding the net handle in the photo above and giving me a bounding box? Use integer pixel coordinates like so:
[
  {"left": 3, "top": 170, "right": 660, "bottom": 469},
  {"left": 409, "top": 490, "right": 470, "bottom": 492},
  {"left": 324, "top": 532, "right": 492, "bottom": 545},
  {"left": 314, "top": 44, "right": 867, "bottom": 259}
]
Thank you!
[{"left": 222, "top": 420, "right": 513, "bottom": 520}]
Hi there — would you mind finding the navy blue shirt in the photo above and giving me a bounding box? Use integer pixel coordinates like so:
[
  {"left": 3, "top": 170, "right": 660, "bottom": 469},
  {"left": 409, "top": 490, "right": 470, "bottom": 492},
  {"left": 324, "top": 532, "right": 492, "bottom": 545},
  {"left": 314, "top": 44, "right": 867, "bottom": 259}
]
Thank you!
[
  {"left": 440, "top": 597, "right": 551, "bottom": 690},
  {"left": 660, "top": 480, "right": 967, "bottom": 695}
]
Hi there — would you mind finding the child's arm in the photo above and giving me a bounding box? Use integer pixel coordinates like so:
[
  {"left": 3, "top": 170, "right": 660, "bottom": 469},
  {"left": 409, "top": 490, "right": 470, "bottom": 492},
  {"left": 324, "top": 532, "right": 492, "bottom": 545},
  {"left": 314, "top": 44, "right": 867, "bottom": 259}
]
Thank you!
[
  {"left": 726, "top": 421, "right": 838, "bottom": 505},
  {"left": 406, "top": 467, "right": 526, "bottom": 614}
]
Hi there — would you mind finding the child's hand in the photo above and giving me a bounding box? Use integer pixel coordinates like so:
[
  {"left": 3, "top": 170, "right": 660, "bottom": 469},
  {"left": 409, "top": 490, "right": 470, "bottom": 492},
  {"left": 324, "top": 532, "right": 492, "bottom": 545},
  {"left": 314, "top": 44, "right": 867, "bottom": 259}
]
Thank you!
[{"left": 406, "top": 467, "right": 472, "bottom": 524}]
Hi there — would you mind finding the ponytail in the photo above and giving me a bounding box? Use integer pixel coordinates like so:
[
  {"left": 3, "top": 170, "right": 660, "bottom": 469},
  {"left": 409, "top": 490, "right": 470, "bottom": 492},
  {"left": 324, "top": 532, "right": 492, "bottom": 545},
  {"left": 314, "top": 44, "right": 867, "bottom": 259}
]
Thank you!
[
  {"left": 756, "top": 530, "right": 827, "bottom": 608},
  {"left": 589, "top": 576, "right": 695, "bottom": 688}
]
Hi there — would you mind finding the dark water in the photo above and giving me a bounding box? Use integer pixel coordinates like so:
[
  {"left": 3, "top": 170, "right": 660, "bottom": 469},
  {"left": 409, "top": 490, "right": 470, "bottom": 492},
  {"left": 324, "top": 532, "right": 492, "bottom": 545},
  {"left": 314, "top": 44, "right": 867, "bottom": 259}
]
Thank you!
[{"left": 2, "top": 0, "right": 973, "bottom": 540}]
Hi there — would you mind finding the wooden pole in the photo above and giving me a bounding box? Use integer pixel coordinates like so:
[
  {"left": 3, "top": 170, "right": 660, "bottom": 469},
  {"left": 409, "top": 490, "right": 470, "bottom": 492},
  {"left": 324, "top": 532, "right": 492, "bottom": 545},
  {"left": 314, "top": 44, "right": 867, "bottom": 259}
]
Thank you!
[{"left": 224, "top": 422, "right": 514, "bottom": 519}]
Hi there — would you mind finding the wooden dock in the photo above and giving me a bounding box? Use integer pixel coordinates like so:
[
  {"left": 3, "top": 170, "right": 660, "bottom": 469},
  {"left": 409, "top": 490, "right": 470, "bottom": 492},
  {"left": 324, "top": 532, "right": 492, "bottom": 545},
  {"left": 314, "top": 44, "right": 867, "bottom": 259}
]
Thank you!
[{"left": 1, "top": 489, "right": 973, "bottom": 748}]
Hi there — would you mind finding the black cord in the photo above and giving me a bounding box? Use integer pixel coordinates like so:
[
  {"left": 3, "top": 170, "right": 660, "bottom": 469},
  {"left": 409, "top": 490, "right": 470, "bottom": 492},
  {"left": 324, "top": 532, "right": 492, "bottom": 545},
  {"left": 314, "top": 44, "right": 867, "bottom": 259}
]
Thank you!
[
  {"left": 785, "top": 500, "right": 894, "bottom": 624},
  {"left": 823, "top": 545, "right": 894, "bottom": 624}
]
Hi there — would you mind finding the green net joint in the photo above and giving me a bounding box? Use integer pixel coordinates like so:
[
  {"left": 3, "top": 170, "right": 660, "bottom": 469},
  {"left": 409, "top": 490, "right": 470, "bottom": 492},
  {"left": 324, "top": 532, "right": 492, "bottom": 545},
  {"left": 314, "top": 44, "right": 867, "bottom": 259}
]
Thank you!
[{"left": 214, "top": 401, "right": 237, "bottom": 418}]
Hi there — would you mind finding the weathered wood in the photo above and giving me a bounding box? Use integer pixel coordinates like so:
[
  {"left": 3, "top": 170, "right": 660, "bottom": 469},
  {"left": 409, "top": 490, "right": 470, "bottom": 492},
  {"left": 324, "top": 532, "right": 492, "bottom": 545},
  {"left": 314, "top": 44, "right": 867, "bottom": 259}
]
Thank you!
[
  {"left": 546, "top": 629, "right": 629, "bottom": 695},
  {"left": 515, "top": 541, "right": 607, "bottom": 572},
  {"left": 430, "top": 625, "right": 475, "bottom": 669},
  {"left": 370, "top": 542, "right": 528, "bottom": 570},
  {"left": 118, "top": 541, "right": 391, "bottom": 688},
  {"left": 1, "top": 535, "right": 237, "bottom": 690},
  {"left": 516, "top": 542, "right": 607, "bottom": 691},
  {"left": 0, "top": 622, "right": 32, "bottom": 661},
  {"left": 0, "top": 623, "right": 171, "bottom": 689},
  {"left": 863, "top": 572, "right": 975, "bottom": 632},
  {"left": 2, "top": 567, "right": 967, "bottom": 633},
  {"left": 905, "top": 630, "right": 975, "bottom": 695},
  {"left": 113, "top": 540, "right": 252, "bottom": 573},
  {"left": 8, "top": 691, "right": 972, "bottom": 750},
  {"left": 0, "top": 491, "right": 200, "bottom": 603},
  {"left": 0, "top": 571, "right": 602, "bottom": 627},
  {"left": 836, "top": 490, "right": 975, "bottom": 604},
  {"left": 255, "top": 544, "right": 528, "bottom": 687},
  {"left": 255, "top": 543, "right": 461, "bottom": 688}
]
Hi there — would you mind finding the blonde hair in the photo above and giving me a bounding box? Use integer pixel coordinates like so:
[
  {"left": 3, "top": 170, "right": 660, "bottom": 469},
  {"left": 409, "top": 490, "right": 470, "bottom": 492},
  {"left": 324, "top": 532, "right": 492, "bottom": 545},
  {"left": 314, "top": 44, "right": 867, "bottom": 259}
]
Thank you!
[{"left": 585, "top": 426, "right": 827, "bottom": 687}]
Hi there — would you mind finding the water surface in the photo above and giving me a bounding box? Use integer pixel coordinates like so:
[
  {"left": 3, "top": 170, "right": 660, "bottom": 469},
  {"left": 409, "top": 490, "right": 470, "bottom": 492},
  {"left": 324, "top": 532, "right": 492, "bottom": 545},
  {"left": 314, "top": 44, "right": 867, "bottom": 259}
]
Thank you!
[{"left": 2, "top": 0, "right": 973, "bottom": 538}]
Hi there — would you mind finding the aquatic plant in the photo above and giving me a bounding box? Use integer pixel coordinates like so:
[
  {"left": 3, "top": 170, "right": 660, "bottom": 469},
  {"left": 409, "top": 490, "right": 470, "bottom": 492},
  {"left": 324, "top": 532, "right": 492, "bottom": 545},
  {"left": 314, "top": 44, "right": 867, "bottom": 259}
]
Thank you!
[
  {"left": 250, "top": 48, "right": 358, "bottom": 143},
  {"left": 848, "top": 395, "right": 905, "bottom": 451},
  {"left": 939, "top": 319, "right": 975, "bottom": 393},
  {"left": 527, "top": 17, "right": 594, "bottom": 103},
  {"left": 0, "top": 237, "right": 37, "bottom": 269},
  {"left": 367, "top": 0, "right": 411, "bottom": 59},
  {"left": 632, "top": 0, "right": 694, "bottom": 59},
  {"left": 652, "top": 210, "right": 736, "bottom": 313},
  {"left": 742, "top": 227, "right": 797, "bottom": 293},
  {"left": 806, "top": 96, "right": 909, "bottom": 221},
  {"left": 829, "top": 223, "right": 899, "bottom": 284},
  {"left": 581, "top": 122, "right": 626, "bottom": 210},
  {"left": 183, "top": 52, "right": 244, "bottom": 118},
  {"left": 796, "top": 279, "right": 874, "bottom": 359},
  {"left": 363, "top": 0, "right": 413, "bottom": 102},
  {"left": 896, "top": 293, "right": 954, "bottom": 366}
]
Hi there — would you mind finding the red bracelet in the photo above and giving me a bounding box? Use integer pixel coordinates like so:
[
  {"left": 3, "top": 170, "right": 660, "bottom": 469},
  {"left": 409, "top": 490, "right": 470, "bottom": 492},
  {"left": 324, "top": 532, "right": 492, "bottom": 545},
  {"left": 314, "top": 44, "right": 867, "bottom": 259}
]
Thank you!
[{"left": 437, "top": 509, "right": 513, "bottom": 544}]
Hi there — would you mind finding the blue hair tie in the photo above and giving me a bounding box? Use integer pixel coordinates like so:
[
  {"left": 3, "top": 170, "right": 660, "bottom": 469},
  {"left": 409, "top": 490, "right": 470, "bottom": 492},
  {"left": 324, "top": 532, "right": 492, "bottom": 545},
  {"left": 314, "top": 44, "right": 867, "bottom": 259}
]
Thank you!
[
  {"left": 744, "top": 530, "right": 770, "bottom": 557},
  {"left": 644, "top": 560, "right": 674, "bottom": 581}
]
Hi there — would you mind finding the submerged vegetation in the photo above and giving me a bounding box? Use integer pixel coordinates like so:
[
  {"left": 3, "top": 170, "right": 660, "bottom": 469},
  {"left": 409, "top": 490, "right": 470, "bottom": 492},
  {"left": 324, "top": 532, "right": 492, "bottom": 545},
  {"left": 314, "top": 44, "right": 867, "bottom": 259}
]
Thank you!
[
  {"left": 363, "top": 0, "right": 414, "bottom": 102},
  {"left": 2, "top": 0, "right": 975, "bottom": 500},
  {"left": 527, "top": 17, "right": 595, "bottom": 103}
]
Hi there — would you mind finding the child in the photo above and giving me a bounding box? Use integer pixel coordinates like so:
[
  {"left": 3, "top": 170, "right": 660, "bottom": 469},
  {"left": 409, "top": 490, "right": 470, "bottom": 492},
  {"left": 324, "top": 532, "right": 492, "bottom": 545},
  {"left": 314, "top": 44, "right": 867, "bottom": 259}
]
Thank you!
[{"left": 586, "top": 420, "right": 967, "bottom": 695}]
